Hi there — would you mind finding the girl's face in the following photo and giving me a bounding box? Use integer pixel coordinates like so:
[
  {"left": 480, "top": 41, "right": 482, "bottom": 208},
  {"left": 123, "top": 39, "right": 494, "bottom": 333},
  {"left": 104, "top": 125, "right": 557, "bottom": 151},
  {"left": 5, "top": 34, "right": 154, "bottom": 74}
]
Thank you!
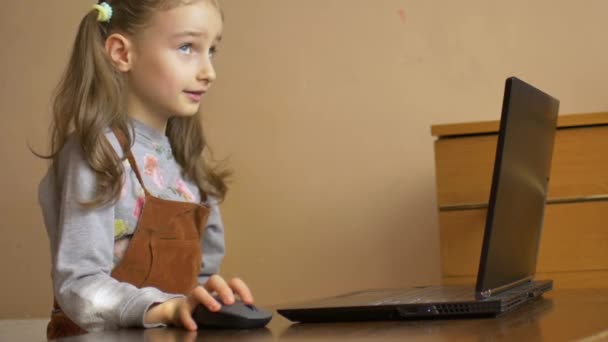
[{"left": 126, "top": 1, "right": 223, "bottom": 124}]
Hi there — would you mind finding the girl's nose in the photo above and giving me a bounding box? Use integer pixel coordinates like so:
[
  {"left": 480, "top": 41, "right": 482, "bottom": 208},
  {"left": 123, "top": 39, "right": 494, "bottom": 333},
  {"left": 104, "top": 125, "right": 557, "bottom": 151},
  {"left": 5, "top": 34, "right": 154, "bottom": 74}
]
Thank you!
[{"left": 197, "top": 58, "right": 216, "bottom": 84}]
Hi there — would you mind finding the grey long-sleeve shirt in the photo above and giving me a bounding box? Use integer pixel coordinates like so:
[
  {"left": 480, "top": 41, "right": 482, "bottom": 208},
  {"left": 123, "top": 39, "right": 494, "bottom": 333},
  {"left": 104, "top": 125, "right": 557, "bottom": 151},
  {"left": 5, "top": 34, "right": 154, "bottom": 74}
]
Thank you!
[{"left": 38, "top": 119, "right": 225, "bottom": 331}]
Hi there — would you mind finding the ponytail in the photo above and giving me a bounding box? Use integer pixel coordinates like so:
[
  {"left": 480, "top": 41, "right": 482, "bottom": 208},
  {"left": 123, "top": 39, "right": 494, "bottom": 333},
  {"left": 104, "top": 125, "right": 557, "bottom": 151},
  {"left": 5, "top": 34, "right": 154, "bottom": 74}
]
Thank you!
[{"left": 44, "top": 10, "right": 128, "bottom": 208}]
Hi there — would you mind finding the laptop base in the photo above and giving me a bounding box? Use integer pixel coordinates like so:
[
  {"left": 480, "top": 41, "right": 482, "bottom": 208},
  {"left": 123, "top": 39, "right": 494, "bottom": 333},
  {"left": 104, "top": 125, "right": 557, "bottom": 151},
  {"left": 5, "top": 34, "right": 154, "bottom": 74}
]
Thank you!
[{"left": 278, "top": 280, "right": 552, "bottom": 323}]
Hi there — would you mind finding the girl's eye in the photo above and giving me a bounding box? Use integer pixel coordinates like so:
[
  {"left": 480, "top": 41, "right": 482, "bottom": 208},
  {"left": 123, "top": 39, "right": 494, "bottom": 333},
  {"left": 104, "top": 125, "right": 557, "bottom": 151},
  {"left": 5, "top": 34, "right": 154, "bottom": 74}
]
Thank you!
[
  {"left": 179, "top": 43, "right": 193, "bottom": 54},
  {"left": 209, "top": 46, "right": 218, "bottom": 59}
]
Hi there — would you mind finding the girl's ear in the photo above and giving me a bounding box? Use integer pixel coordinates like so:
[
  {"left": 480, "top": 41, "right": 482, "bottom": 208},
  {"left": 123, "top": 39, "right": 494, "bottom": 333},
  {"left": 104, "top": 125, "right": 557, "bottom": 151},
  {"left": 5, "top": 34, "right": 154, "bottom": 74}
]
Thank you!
[{"left": 105, "top": 33, "right": 134, "bottom": 72}]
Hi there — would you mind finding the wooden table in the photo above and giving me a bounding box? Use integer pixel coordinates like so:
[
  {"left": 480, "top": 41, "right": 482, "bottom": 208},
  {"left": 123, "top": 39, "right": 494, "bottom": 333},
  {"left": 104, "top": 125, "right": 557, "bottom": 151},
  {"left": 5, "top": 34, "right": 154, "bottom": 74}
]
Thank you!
[{"left": 2, "top": 289, "right": 607, "bottom": 341}]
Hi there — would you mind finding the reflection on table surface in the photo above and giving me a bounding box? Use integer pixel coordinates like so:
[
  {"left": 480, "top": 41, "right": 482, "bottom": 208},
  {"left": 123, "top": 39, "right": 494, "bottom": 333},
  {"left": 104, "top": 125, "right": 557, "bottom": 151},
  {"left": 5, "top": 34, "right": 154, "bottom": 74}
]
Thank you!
[{"left": 3, "top": 289, "right": 604, "bottom": 342}]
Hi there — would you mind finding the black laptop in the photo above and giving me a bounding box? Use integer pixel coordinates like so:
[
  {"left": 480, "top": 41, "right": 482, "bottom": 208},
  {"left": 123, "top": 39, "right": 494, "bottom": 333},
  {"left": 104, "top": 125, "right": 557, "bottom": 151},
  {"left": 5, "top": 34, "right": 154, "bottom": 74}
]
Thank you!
[{"left": 277, "top": 77, "right": 560, "bottom": 322}]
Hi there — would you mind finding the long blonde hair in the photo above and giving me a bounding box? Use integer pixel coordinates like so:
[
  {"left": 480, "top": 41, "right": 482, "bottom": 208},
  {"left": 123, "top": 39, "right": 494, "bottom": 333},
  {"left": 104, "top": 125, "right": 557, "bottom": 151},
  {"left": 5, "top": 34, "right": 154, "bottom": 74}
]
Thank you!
[{"left": 38, "top": 0, "right": 229, "bottom": 208}]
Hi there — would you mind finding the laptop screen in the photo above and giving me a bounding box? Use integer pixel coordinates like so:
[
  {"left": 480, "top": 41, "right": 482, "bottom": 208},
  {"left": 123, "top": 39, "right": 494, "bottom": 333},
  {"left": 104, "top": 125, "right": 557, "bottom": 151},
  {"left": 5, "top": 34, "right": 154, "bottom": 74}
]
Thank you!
[{"left": 476, "top": 77, "right": 559, "bottom": 297}]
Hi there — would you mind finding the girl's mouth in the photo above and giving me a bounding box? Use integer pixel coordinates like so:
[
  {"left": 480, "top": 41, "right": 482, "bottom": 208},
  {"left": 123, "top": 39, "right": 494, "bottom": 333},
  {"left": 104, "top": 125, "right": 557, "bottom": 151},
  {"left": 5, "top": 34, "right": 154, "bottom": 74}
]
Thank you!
[{"left": 184, "top": 90, "right": 205, "bottom": 102}]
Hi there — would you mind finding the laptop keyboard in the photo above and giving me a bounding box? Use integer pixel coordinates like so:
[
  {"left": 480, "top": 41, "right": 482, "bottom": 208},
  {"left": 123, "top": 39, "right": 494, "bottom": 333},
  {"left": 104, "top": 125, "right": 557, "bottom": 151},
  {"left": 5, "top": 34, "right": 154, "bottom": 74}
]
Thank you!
[{"left": 371, "top": 286, "right": 476, "bottom": 305}]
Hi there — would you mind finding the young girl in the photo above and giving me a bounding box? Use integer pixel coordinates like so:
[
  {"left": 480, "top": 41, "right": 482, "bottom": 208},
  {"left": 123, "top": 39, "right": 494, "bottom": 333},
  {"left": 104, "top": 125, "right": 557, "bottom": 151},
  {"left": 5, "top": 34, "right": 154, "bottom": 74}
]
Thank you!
[{"left": 37, "top": 0, "right": 254, "bottom": 339}]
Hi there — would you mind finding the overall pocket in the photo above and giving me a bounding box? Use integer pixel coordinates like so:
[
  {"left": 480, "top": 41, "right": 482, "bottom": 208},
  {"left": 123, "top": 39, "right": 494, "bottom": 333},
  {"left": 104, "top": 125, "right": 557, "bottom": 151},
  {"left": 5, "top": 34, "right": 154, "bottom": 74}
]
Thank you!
[{"left": 143, "top": 238, "right": 201, "bottom": 294}]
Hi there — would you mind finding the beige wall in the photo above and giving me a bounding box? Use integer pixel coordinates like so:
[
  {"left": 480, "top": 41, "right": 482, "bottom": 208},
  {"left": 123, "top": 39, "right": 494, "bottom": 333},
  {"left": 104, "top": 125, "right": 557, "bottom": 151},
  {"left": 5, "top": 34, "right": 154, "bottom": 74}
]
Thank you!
[{"left": 1, "top": 0, "right": 607, "bottom": 318}]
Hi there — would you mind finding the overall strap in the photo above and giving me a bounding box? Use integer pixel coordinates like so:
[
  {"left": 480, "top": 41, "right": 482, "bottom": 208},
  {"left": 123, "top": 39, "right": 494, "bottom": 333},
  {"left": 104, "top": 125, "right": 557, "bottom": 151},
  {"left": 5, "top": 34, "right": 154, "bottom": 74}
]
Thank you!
[{"left": 112, "top": 127, "right": 150, "bottom": 196}]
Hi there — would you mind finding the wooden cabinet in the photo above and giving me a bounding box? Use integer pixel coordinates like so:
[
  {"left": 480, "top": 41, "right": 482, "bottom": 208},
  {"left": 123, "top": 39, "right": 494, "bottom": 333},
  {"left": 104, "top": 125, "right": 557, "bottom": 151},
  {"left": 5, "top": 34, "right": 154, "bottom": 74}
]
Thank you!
[{"left": 431, "top": 112, "right": 608, "bottom": 288}]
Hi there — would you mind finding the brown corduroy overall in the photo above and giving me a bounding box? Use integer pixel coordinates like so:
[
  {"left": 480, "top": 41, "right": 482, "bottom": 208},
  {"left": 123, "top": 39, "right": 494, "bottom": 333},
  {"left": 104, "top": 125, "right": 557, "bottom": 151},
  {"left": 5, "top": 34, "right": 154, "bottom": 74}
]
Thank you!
[{"left": 47, "top": 129, "right": 210, "bottom": 340}]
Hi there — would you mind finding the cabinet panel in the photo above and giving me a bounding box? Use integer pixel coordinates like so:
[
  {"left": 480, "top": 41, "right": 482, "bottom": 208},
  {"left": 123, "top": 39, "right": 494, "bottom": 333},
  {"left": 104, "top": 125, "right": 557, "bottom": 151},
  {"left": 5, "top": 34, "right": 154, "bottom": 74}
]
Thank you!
[
  {"left": 435, "top": 126, "right": 608, "bottom": 207},
  {"left": 439, "top": 202, "right": 608, "bottom": 277}
]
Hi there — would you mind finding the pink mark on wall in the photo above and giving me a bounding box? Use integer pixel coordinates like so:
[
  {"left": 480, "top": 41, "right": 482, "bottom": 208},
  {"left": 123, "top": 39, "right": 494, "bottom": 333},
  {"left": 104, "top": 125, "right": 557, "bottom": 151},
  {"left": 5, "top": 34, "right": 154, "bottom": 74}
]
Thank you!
[{"left": 397, "top": 9, "right": 406, "bottom": 24}]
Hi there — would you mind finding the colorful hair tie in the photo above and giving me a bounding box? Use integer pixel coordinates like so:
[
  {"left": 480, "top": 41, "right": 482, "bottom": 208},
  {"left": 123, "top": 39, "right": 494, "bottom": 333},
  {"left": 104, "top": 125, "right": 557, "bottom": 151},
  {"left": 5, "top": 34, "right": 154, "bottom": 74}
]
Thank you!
[{"left": 93, "top": 2, "right": 113, "bottom": 23}]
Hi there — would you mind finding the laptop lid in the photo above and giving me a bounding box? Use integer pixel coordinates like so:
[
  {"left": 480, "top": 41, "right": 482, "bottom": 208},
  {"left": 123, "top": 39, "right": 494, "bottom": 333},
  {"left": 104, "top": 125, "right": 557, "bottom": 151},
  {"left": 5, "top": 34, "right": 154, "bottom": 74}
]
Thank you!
[{"left": 475, "top": 77, "right": 559, "bottom": 298}]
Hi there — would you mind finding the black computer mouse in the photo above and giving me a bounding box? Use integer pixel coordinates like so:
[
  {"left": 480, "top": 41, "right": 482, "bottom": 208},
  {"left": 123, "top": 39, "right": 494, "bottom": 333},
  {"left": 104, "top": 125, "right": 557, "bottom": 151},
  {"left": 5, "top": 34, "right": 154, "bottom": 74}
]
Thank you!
[{"left": 192, "top": 296, "right": 273, "bottom": 329}]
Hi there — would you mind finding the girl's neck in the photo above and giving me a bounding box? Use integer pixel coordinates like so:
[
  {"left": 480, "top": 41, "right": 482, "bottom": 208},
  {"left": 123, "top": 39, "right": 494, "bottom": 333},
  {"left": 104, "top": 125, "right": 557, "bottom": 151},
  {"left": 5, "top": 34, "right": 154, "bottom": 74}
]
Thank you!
[
  {"left": 129, "top": 114, "right": 167, "bottom": 135},
  {"left": 127, "top": 93, "right": 169, "bottom": 135}
]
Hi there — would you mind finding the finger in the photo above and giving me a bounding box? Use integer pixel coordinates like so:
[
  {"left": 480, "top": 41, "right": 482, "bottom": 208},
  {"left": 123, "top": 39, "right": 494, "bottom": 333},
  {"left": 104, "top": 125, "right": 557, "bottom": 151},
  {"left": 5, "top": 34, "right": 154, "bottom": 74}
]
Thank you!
[
  {"left": 204, "top": 275, "right": 235, "bottom": 305},
  {"left": 228, "top": 277, "right": 254, "bottom": 304},
  {"left": 178, "top": 302, "right": 197, "bottom": 331},
  {"left": 191, "top": 285, "right": 222, "bottom": 312}
]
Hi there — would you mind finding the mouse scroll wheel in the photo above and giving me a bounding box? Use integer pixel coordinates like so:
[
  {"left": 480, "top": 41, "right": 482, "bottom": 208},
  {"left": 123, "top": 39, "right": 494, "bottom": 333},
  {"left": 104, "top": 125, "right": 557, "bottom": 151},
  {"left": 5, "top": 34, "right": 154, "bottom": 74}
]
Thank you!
[{"left": 246, "top": 304, "right": 257, "bottom": 311}]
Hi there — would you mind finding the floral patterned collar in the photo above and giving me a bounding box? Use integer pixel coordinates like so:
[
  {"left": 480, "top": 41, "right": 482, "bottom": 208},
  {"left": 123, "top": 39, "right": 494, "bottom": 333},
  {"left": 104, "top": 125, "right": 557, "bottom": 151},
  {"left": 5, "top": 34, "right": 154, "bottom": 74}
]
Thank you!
[{"left": 130, "top": 118, "right": 171, "bottom": 150}]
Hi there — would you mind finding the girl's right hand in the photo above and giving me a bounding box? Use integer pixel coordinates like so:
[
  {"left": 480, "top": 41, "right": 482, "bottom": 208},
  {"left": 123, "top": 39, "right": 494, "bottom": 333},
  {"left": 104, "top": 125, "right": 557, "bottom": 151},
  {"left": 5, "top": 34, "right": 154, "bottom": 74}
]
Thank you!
[{"left": 144, "top": 276, "right": 253, "bottom": 330}]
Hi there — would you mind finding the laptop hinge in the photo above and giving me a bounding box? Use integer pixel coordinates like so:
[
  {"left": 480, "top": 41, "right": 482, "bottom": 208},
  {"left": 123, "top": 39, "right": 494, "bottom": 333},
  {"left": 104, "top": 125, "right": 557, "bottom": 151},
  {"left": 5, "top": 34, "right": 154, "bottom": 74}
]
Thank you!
[{"left": 476, "top": 276, "right": 533, "bottom": 299}]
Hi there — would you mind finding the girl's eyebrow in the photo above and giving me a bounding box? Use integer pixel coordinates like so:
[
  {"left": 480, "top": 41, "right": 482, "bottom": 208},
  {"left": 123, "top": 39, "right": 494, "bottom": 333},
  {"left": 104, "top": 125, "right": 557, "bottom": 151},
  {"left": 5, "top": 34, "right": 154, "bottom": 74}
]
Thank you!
[
  {"left": 171, "top": 30, "right": 204, "bottom": 38},
  {"left": 171, "top": 30, "right": 223, "bottom": 43}
]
